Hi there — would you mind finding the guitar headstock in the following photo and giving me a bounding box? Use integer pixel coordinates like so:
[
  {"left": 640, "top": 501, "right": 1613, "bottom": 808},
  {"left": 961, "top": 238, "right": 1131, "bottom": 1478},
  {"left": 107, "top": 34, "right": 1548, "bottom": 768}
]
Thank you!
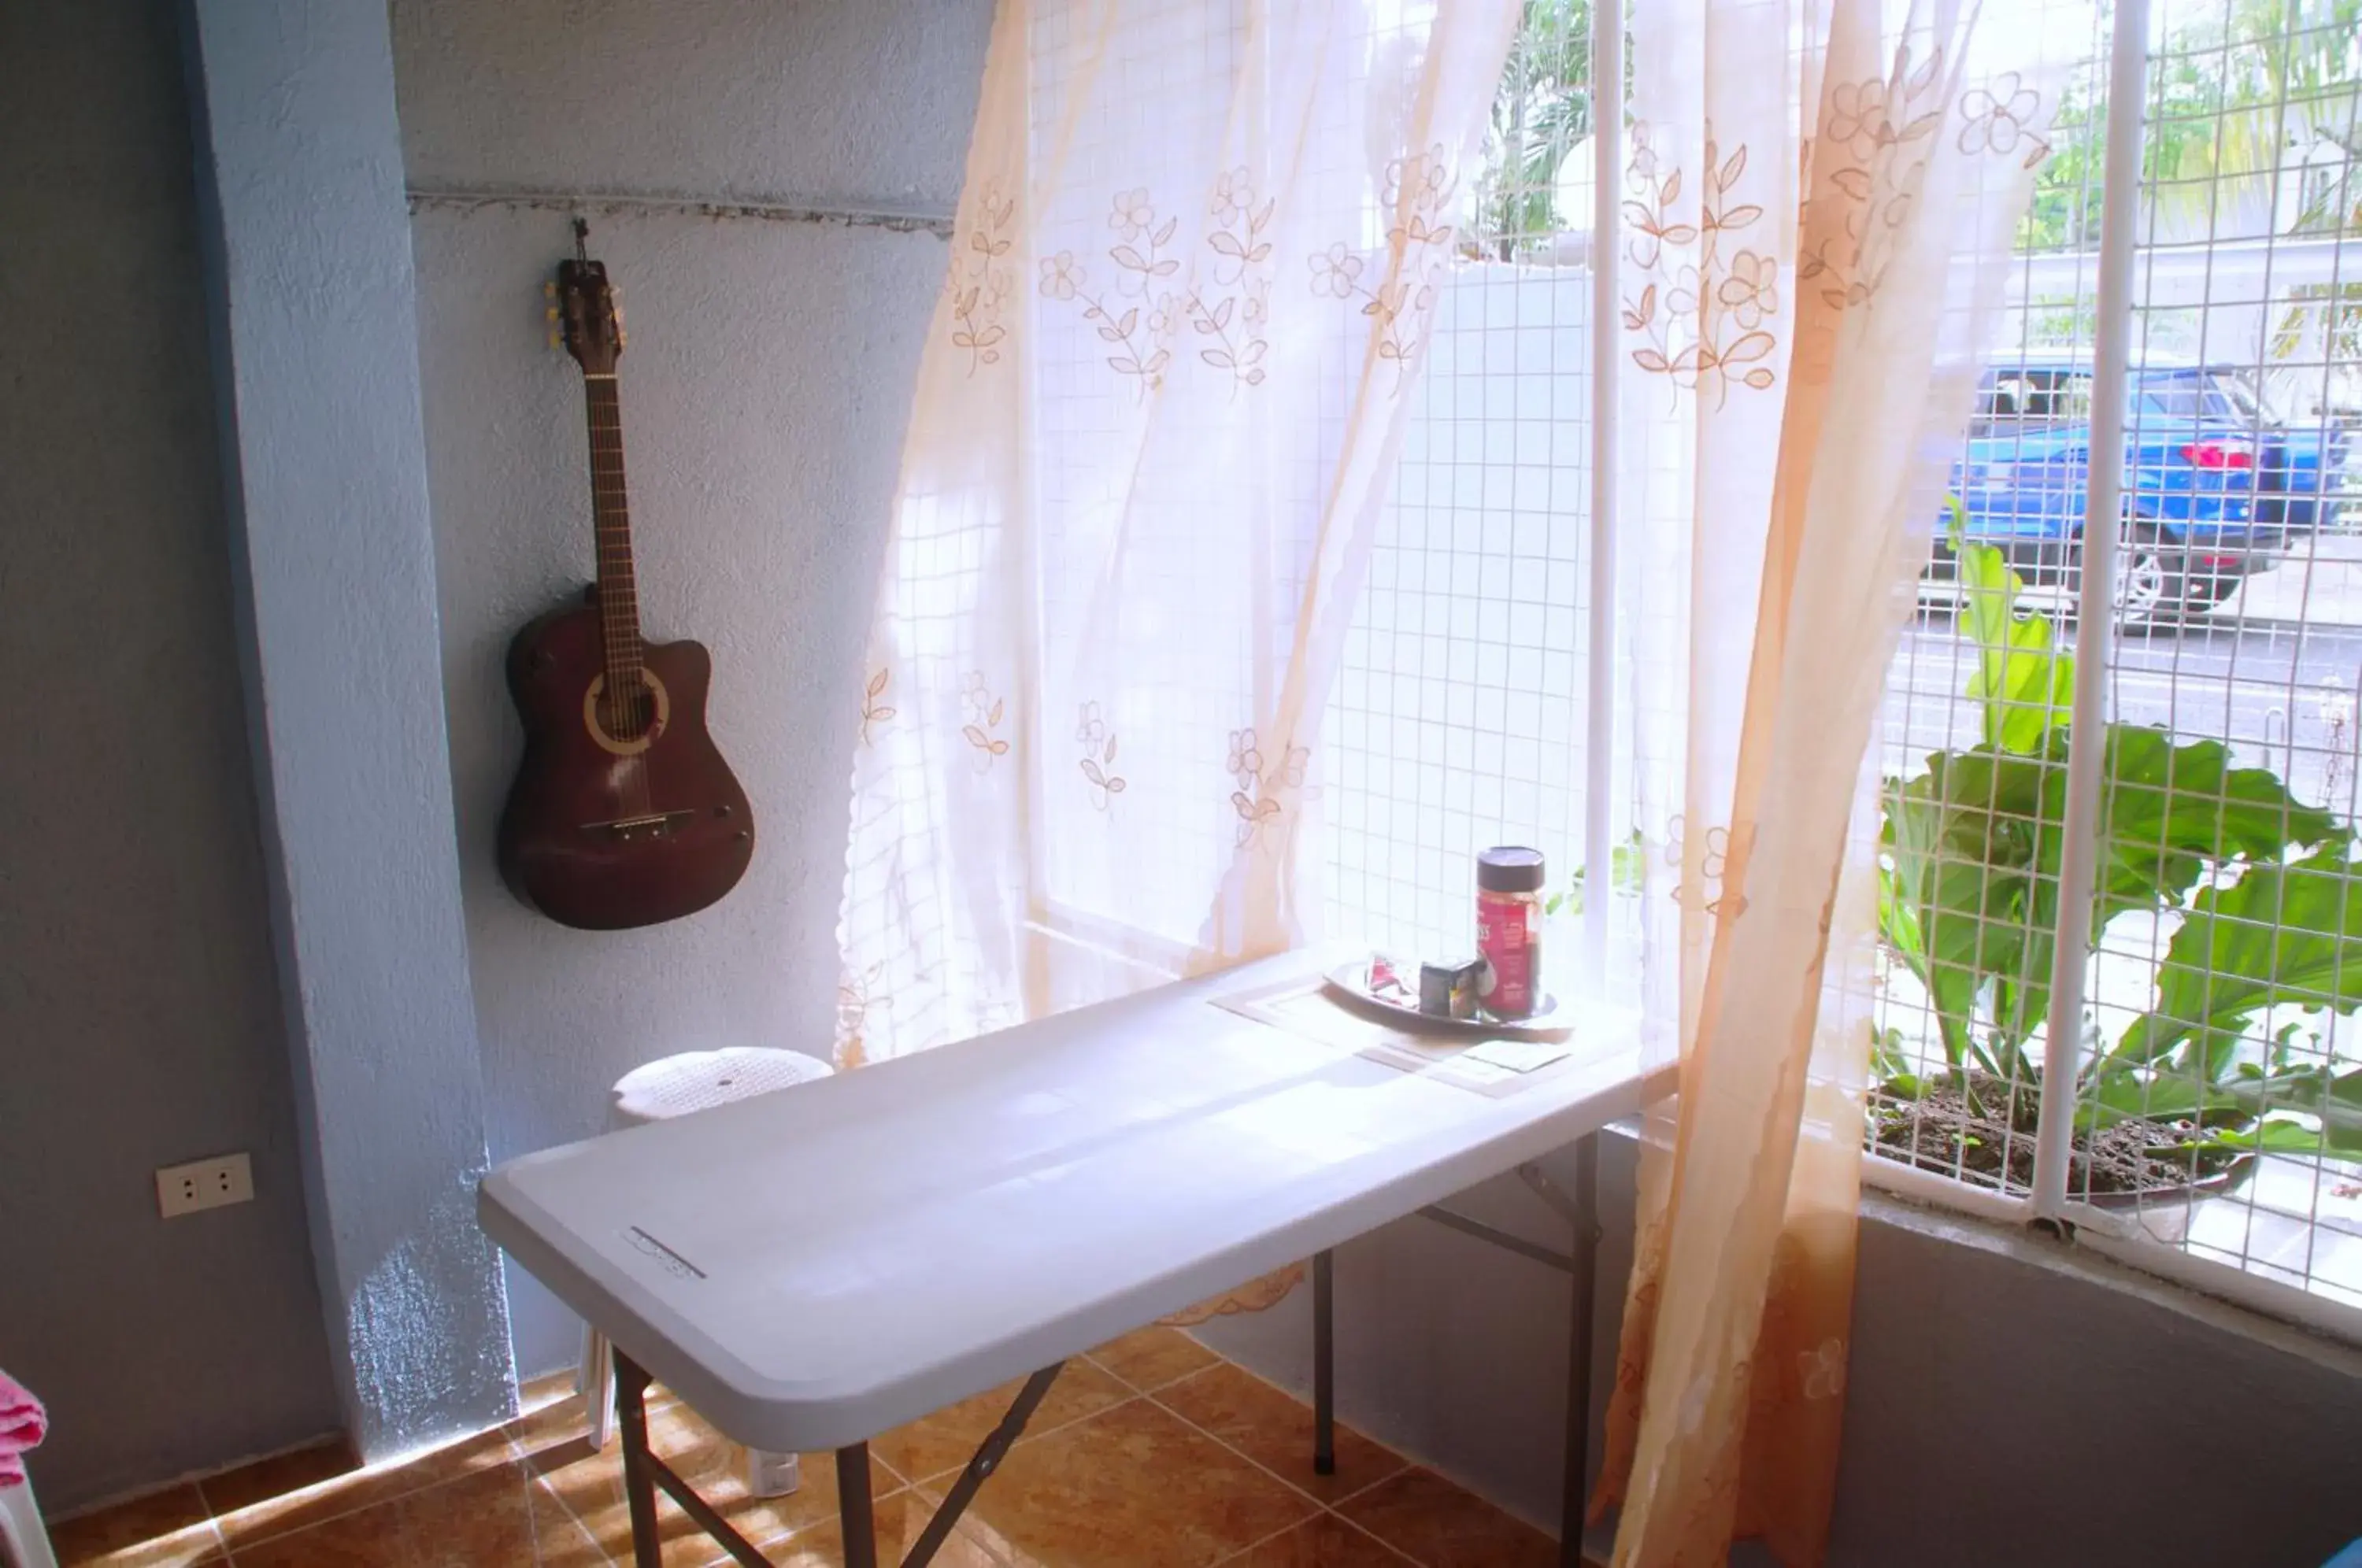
[{"left": 549, "top": 259, "right": 625, "bottom": 373}]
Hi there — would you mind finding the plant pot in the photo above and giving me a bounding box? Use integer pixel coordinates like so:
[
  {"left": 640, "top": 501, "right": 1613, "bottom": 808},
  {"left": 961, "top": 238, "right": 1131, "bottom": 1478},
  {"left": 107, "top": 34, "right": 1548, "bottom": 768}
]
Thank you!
[{"left": 2076, "top": 1156, "right": 2257, "bottom": 1244}]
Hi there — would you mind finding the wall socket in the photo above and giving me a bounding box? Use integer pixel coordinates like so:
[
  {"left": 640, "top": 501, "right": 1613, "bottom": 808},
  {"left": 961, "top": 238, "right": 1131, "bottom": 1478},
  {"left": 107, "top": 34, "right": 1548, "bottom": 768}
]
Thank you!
[{"left": 156, "top": 1152, "right": 254, "bottom": 1218}]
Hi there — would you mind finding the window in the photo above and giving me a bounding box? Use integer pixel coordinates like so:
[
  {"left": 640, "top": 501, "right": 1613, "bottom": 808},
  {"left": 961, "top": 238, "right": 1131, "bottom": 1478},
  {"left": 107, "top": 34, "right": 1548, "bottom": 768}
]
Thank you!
[
  {"left": 1322, "top": 13, "right": 1597, "bottom": 972},
  {"left": 1874, "top": 0, "right": 2362, "bottom": 1333}
]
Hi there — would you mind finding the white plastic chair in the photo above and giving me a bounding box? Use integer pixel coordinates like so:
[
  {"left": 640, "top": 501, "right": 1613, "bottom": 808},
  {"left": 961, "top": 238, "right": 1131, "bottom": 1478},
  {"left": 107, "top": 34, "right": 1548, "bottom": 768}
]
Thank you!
[
  {"left": 0, "top": 1477, "right": 58, "bottom": 1568},
  {"left": 579, "top": 1047, "right": 836, "bottom": 1498}
]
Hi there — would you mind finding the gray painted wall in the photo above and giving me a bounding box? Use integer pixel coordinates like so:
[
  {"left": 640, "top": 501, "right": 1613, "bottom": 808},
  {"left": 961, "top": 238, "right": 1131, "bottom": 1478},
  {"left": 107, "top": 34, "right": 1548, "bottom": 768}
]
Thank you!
[
  {"left": 387, "top": 0, "right": 992, "bottom": 1377},
  {"left": 1198, "top": 1133, "right": 2362, "bottom": 1568},
  {"left": 0, "top": 0, "right": 339, "bottom": 1512},
  {"left": 180, "top": 0, "right": 514, "bottom": 1459}
]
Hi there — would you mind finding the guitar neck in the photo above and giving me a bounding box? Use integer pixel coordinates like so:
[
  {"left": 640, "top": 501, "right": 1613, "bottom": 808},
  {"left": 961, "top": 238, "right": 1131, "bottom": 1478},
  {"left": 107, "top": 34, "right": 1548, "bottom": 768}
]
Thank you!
[{"left": 582, "top": 375, "right": 644, "bottom": 692}]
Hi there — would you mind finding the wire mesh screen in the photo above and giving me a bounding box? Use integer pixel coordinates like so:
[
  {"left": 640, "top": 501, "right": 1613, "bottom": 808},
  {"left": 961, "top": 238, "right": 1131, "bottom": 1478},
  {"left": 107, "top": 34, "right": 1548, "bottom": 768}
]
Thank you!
[
  {"left": 1320, "top": 1, "right": 1597, "bottom": 986},
  {"left": 1870, "top": 0, "right": 2362, "bottom": 1319}
]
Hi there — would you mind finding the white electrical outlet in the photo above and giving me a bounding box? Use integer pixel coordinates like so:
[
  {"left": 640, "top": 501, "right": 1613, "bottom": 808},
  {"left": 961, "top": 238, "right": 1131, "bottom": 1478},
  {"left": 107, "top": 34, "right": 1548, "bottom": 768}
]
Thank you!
[{"left": 156, "top": 1152, "right": 254, "bottom": 1219}]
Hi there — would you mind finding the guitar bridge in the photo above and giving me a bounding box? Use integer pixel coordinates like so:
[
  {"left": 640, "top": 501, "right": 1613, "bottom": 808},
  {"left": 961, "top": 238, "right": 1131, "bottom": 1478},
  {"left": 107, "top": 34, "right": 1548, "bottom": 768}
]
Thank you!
[{"left": 583, "top": 810, "right": 695, "bottom": 841}]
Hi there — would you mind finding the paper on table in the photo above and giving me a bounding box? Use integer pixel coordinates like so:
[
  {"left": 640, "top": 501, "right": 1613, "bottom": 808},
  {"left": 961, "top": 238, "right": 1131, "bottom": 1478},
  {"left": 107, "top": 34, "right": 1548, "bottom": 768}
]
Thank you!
[{"left": 1463, "top": 1037, "right": 1573, "bottom": 1074}]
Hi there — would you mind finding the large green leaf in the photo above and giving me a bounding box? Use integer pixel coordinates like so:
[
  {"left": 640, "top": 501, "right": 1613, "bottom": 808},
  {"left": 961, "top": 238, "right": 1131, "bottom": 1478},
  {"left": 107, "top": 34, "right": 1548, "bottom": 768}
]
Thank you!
[
  {"left": 1883, "top": 727, "right": 2335, "bottom": 1071},
  {"left": 2097, "top": 727, "right": 2341, "bottom": 922},
  {"left": 2201, "top": 1067, "right": 2362, "bottom": 1159},
  {"left": 1954, "top": 538, "right": 2075, "bottom": 755},
  {"left": 1884, "top": 744, "right": 2057, "bottom": 1067},
  {"left": 2116, "top": 845, "right": 2362, "bottom": 1065}
]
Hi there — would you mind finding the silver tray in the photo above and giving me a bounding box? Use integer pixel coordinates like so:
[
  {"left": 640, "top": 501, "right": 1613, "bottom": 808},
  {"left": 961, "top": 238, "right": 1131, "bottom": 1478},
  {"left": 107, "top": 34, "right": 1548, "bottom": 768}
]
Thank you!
[{"left": 1322, "top": 958, "right": 1573, "bottom": 1041}]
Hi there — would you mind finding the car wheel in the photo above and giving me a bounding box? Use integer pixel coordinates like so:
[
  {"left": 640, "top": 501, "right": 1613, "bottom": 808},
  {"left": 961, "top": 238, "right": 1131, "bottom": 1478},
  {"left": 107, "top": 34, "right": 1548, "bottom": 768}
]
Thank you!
[{"left": 2072, "top": 525, "right": 2187, "bottom": 631}]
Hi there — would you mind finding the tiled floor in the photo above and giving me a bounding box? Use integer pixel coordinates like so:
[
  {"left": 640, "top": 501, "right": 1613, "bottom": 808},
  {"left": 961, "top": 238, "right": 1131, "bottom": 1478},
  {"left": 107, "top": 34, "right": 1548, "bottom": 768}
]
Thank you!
[{"left": 46, "top": 1329, "right": 1560, "bottom": 1567}]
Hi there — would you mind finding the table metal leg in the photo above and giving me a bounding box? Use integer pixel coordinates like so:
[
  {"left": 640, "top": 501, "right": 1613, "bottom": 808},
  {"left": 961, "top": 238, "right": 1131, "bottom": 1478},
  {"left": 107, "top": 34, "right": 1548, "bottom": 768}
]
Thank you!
[
  {"left": 1560, "top": 1133, "right": 1601, "bottom": 1568},
  {"left": 904, "top": 1363, "right": 1062, "bottom": 1568},
  {"left": 836, "top": 1442, "right": 877, "bottom": 1568},
  {"left": 613, "top": 1352, "right": 663, "bottom": 1568},
  {"left": 1312, "top": 1248, "right": 1335, "bottom": 1476}
]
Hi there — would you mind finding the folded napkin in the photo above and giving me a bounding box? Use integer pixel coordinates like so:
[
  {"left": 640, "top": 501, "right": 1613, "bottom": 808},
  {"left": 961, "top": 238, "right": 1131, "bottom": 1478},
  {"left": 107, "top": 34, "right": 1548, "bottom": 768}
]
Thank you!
[{"left": 0, "top": 1370, "right": 47, "bottom": 1488}]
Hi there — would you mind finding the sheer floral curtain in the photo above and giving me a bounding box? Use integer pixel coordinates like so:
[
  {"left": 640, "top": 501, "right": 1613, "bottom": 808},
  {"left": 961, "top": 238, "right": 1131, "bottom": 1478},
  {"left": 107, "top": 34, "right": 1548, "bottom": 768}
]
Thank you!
[
  {"left": 838, "top": 0, "right": 1519, "bottom": 1066},
  {"left": 1593, "top": 0, "right": 2068, "bottom": 1560}
]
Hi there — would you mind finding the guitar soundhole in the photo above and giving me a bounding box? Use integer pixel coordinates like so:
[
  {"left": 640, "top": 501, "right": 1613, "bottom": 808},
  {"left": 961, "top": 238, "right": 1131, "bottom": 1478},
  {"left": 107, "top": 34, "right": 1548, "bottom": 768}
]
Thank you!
[
  {"left": 582, "top": 670, "right": 672, "bottom": 757},
  {"left": 602, "top": 685, "right": 650, "bottom": 736}
]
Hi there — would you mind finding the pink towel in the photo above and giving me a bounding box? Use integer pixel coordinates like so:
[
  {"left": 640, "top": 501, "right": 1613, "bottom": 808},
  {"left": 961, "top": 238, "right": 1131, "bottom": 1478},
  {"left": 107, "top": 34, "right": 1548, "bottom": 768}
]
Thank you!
[{"left": 0, "top": 1370, "right": 46, "bottom": 1488}]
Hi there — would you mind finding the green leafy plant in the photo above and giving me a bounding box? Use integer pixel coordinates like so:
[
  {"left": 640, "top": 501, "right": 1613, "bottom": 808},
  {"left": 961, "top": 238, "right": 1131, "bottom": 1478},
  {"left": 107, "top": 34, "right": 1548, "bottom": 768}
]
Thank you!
[
  {"left": 1545, "top": 827, "right": 1645, "bottom": 917},
  {"left": 1875, "top": 508, "right": 2362, "bottom": 1177}
]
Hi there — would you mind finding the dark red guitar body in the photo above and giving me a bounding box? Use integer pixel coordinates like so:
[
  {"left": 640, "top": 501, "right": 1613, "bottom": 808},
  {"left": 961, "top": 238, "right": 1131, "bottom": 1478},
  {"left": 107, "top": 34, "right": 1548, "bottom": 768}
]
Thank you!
[{"left": 498, "top": 594, "right": 753, "bottom": 930}]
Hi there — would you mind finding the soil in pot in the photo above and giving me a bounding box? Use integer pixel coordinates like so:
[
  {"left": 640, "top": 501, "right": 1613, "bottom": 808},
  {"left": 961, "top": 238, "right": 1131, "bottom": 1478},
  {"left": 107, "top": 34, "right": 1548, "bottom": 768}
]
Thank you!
[{"left": 1870, "top": 1070, "right": 2245, "bottom": 1197}]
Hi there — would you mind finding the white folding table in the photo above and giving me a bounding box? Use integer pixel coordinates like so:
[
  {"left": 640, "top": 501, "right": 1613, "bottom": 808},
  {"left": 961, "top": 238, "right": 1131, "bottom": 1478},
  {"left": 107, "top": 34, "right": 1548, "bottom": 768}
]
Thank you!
[{"left": 477, "top": 950, "right": 1666, "bottom": 1568}]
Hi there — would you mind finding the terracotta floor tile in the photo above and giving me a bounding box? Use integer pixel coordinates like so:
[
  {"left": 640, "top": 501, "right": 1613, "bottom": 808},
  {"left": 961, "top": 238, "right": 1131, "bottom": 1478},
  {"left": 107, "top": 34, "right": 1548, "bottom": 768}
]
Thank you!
[
  {"left": 868, "top": 1359, "right": 1131, "bottom": 1485},
  {"left": 209, "top": 1420, "right": 520, "bottom": 1552},
  {"left": 1335, "top": 1468, "right": 1557, "bottom": 1568},
  {"left": 938, "top": 1397, "right": 1317, "bottom": 1567},
  {"left": 529, "top": 1400, "right": 895, "bottom": 1567},
  {"left": 1224, "top": 1514, "right": 1420, "bottom": 1566},
  {"left": 1085, "top": 1326, "right": 1220, "bottom": 1392},
  {"left": 756, "top": 1491, "right": 1008, "bottom": 1567},
  {"left": 227, "top": 1459, "right": 607, "bottom": 1567},
  {"left": 48, "top": 1485, "right": 221, "bottom": 1568},
  {"left": 1156, "top": 1363, "right": 1406, "bottom": 1504}
]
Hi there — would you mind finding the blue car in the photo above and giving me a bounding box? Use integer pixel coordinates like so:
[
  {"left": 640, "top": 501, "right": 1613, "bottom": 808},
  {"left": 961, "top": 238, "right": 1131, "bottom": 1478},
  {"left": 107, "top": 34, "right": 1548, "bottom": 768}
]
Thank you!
[{"left": 1934, "top": 354, "right": 2349, "bottom": 625}]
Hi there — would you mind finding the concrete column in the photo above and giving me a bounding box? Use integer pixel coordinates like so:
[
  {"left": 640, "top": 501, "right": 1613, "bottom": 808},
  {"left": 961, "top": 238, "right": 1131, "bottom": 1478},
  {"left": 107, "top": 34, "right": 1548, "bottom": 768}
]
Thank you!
[{"left": 177, "top": 0, "right": 514, "bottom": 1455}]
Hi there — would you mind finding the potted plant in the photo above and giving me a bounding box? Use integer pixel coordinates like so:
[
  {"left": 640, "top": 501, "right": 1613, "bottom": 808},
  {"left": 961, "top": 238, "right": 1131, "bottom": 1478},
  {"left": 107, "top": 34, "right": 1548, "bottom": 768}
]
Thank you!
[{"left": 1871, "top": 508, "right": 2362, "bottom": 1214}]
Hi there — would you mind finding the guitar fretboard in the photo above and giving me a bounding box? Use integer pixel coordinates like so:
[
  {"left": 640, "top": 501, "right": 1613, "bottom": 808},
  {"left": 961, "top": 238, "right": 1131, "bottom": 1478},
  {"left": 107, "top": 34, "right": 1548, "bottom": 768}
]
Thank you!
[{"left": 583, "top": 375, "right": 646, "bottom": 733}]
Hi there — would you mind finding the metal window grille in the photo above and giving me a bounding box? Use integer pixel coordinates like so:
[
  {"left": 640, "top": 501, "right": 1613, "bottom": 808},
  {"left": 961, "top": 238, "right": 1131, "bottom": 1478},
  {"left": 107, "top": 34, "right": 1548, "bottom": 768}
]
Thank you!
[
  {"left": 1323, "top": 0, "right": 1605, "bottom": 984},
  {"left": 1868, "top": 0, "right": 2362, "bottom": 1336}
]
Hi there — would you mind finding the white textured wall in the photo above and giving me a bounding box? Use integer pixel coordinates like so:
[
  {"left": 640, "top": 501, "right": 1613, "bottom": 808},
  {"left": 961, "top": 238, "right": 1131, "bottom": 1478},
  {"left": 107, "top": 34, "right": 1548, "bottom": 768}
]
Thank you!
[
  {"left": 184, "top": 0, "right": 520, "bottom": 1459},
  {"left": 391, "top": 0, "right": 990, "bottom": 1374}
]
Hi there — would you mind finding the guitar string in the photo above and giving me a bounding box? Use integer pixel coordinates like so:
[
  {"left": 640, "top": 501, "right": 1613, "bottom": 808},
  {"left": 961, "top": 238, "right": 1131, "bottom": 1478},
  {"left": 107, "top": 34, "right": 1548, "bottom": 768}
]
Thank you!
[{"left": 585, "top": 374, "right": 654, "bottom": 820}]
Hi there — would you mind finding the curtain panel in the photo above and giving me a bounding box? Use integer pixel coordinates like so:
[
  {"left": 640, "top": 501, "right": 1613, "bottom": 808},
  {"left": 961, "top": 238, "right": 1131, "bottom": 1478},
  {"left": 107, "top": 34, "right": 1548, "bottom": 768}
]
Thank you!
[
  {"left": 839, "top": 0, "right": 1519, "bottom": 1065},
  {"left": 1594, "top": 0, "right": 2068, "bottom": 1561}
]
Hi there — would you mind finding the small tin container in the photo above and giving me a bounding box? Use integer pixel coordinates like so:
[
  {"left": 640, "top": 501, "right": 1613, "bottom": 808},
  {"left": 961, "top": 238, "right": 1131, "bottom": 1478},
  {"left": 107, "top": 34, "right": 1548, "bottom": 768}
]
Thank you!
[
  {"left": 1419, "top": 957, "right": 1484, "bottom": 1020},
  {"left": 1475, "top": 846, "right": 1545, "bottom": 1019}
]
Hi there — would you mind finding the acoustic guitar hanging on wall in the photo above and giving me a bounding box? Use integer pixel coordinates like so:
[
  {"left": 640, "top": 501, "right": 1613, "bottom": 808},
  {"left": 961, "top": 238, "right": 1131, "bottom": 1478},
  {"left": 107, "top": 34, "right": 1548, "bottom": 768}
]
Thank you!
[{"left": 497, "top": 227, "right": 753, "bottom": 930}]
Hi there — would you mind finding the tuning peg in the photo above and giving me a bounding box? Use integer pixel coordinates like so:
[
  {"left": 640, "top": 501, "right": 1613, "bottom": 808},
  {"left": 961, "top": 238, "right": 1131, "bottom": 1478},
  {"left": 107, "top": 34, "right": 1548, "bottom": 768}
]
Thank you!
[
  {"left": 543, "top": 280, "right": 557, "bottom": 299},
  {"left": 546, "top": 306, "right": 561, "bottom": 324},
  {"left": 547, "top": 330, "right": 563, "bottom": 349}
]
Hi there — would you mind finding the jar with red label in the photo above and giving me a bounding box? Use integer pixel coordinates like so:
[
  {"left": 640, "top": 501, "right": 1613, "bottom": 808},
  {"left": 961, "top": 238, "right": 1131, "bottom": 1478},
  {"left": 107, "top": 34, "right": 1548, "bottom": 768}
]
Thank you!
[{"left": 1475, "top": 846, "right": 1545, "bottom": 1019}]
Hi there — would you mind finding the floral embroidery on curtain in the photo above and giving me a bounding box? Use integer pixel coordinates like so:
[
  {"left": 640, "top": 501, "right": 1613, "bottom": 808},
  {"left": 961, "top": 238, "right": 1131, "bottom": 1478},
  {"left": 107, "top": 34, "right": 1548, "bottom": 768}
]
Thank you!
[
  {"left": 1075, "top": 703, "right": 1126, "bottom": 809},
  {"left": 1625, "top": 124, "right": 1779, "bottom": 399},
  {"left": 1310, "top": 146, "right": 1460, "bottom": 387},
  {"left": 960, "top": 672, "right": 1012, "bottom": 768},
  {"left": 858, "top": 668, "right": 894, "bottom": 746},
  {"left": 949, "top": 183, "right": 1017, "bottom": 374}
]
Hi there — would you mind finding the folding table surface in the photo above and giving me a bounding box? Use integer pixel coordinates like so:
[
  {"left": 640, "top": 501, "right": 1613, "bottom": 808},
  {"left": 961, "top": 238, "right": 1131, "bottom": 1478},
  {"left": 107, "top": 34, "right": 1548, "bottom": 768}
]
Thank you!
[{"left": 476, "top": 948, "right": 1658, "bottom": 1458}]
